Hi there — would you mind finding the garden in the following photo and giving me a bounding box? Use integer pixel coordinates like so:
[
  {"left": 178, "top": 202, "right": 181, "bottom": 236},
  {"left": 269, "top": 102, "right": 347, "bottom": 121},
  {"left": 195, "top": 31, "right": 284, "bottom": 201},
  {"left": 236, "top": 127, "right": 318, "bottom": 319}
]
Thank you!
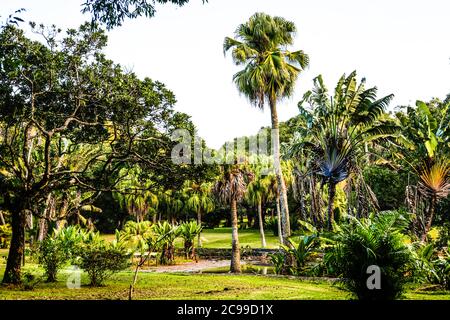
[{"left": 0, "top": 0, "right": 449, "bottom": 302}]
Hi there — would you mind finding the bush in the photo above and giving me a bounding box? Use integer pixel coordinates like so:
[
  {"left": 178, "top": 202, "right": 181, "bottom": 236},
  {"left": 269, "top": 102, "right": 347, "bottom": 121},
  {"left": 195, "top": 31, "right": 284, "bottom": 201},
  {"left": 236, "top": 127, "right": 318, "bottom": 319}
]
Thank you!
[
  {"left": 38, "top": 226, "right": 85, "bottom": 282},
  {"left": 179, "top": 221, "right": 202, "bottom": 259},
  {"left": 288, "top": 235, "right": 318, "bottom": 276},
  {"left": 76, "top": 241, "right": 130, "bottom": 287},
  {"left": 265, "top": 217, "right": 279, "bottom": 236},
  {"left": 0, "top": 224, "right": 12, "bottom": 248},
  {"left": 39, "top": 238, "right": 69, "bottom": 282},
  {"left": 154, "top": 221, "right": 180, "bottom": 265},
  {"left": 325, "top": 211, "right": 415, "bottom": 300}
]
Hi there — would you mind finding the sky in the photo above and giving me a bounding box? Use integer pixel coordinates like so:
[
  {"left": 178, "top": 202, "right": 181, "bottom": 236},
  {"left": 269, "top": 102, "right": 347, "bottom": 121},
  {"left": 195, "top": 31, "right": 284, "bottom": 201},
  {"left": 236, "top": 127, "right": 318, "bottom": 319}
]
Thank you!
[{"left": 1, "top": 0, "right": 449, "bottom": 149}]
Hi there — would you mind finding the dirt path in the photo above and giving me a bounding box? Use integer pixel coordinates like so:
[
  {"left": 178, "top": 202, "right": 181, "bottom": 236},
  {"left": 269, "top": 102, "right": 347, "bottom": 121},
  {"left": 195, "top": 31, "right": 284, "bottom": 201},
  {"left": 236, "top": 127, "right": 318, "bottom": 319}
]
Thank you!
[{"left": 140, "top": 259, "right": 232, "bottom": 273}]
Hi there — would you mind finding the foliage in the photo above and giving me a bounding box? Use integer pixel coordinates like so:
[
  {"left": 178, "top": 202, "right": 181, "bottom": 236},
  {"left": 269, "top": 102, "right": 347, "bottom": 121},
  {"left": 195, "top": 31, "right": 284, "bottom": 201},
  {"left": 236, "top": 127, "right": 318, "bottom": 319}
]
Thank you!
[
  {"left": 288, "top": 235, "right": 318, "bottom": 276},
  {"left": 179, "top": 221, "right": 202, "bottom": 259},
  {"left": 38, "top": 226, "right": 85, "bottom": 282},
  {"left": 268, "top": 251, "right": 288, "bottom": 275},
  {"left": 153, "top": 221, "right": 180, "bottom": 265},
  {"left": 82, "top": 0, "right": 207, "bottom": 29},
  {"left": 76, "top": 240, "right": 130, "bottom": 287},
  {"left": 119, "top": 220, "right": 154, "bottom": 253},
  {"left": 325, "top": 211, "right": 415, "bottom": 300},
  {"left": 0, "top": 224, "right": 12, "bottom": 248}
]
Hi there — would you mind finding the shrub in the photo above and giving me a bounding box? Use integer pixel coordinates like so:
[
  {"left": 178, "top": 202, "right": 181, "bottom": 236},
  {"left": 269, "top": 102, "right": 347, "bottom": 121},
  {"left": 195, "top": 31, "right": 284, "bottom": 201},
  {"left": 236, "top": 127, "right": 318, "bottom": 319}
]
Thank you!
[
  {"left": 0, "top": 224, "right": 12, "bottom": 248},
  {"left": 38, "top": 226, "right": 85, "bottom": 282},
  {"left": 76, "top": 240, "right": 130, "bottom": 286},
  {"left": 412, "top": 243, "right": 450, "bottom": 289},
  {"left": 325, "top": 211, "right": 415, "bottom": 300},
  {"left": 268, "top": 251, "right": 288, "bottom": 275},
  {"left": 154, "top": 221, "right": 180, "bottom": 265},
  {"left": 288, "top": 235, "right": 318, "bottom": 276},
  {"left": 179, "top": 221, "right": 202, "bottom": 259},
  {"left": 39, "top": 238, "right": 69, "bottom": 282}
]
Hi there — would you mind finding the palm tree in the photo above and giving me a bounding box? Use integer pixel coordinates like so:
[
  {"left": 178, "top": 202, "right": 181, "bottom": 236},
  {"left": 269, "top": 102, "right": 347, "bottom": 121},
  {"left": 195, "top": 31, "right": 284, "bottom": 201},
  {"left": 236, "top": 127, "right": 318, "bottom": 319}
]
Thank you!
[
  {"left": 224, "top": 12, "right": 309, "bottom": 245},
  {"left": 184, "top": 181, "right": 215, "bottom": 248},
  {"left": 214, "top": 163, "right": 253, "bottom": 273},
  {"left": 246, "top": 175, "right": 268, "bottom": 248},
  {"left": 290, "top": 72, "right": 395, "bottom": 230}
]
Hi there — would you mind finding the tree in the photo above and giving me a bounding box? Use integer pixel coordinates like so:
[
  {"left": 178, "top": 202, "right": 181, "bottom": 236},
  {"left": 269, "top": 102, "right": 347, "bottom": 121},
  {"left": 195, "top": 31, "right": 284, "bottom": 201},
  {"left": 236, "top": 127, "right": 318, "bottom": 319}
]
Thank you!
[
  {"left": 81, "top": 0, "right": 208, "bottom": 30},
  {"left": 224, "top": 12, "right": 309, "bottom": 245},
  {"left": 0, "top": 23, "right": 187, "bottom": 284},
  {"left": 184, "top": 181, "right": 214, "bottom": 247},
  {"left": 214, "top": 163, "right": 253, "bottom": 273},
  {"left": 290, "top": 72, "right": 395, "bottom": 230},
  {"left": 246, "top": 173, "right": 268, "bottom": 248},
  {"left": 398, "top": 100, "right": 450, "bottom": 240}
]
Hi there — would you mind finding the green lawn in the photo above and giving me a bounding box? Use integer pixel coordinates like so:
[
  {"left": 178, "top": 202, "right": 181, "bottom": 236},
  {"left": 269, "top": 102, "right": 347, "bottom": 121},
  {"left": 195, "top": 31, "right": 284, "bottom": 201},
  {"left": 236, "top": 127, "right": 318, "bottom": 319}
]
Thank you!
[
  {"left": 102, "top": 227, "right": 281, "bottom": 249},
  {"left": 1, "top": 263, "right": 449, "bottom": 300}
]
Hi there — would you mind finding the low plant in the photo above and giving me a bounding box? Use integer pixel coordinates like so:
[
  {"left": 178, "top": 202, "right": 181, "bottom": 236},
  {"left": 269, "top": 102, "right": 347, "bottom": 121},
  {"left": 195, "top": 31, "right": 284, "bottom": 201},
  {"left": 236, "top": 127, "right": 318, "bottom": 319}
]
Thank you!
[
  {"left": 288, "top": 234, "right": 318, "bottom": 276},
  {"left": 76, "top": 239, "right": 130, "bottom": 287},
  {"left": 38, "top": 226, "right": 85, "bottom": 282},
  {"left": 154, "top": 221, "right": 180, "bottom": 265},
  {"left": 325, "top": 211, "right": 415, "bottom": 300},
  {"left": 179, "top": 221, "right": 202, "bottom": 259}
]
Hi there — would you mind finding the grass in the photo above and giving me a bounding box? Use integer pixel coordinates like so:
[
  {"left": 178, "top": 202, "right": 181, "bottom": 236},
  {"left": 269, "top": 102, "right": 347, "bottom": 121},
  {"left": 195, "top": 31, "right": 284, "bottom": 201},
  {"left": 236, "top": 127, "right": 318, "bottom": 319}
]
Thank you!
[
  {"left": 101, "top": 227, "right": 281, "bottom": 249},
  {"left": 1, "top": 263, "right": 449, "bottom": 300}
]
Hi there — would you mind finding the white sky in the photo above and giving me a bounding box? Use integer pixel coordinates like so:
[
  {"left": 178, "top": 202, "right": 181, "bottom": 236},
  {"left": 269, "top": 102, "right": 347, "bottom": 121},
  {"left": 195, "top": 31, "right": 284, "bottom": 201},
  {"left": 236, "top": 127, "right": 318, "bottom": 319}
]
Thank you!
[{"left": 1, "top": 0, "right": 449, "bottom": 149}]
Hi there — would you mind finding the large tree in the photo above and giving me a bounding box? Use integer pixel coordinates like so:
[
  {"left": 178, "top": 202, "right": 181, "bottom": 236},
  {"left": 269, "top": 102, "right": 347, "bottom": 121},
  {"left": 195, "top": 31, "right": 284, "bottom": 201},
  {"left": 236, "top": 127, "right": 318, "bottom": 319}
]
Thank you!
[
  {"left": 224, "top": 12, "right": 309, "bottom": 245},
  {"left": 290, "top": 72, "right": 395, "bottom": 230},
  {"left": 214, "top": 163, "right": 253, "bottom": 273},
  {"left": 81, "top": 0, "right": 208, "bottom": 29},
  {"left": 0, "top": 23, "right": 187, "bottom": 284}
]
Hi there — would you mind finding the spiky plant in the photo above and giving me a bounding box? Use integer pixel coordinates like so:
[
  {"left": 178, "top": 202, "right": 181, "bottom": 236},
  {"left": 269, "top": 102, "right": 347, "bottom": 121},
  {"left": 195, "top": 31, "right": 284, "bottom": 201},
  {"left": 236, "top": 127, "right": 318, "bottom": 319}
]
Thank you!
[{"left": 179, "top": 221, "right": 202, "bottom": 259}]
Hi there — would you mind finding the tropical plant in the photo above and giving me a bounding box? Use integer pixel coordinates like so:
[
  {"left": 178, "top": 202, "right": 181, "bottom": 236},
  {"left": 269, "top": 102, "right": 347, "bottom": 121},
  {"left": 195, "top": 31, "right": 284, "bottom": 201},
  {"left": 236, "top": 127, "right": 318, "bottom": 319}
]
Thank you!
[
  {"left": 119, "top": 221, "right": 154, "bottom": 254},
  {"left": 400, "top": 100, "right": 450, "bottom": 240},
  {"left": 179, "top": 221, "right": 202, "bottom": 259},
  {"left": 214, "top": 163, "right": 253, "bottom": 273},
  {"left": 153, "top": 221, "right": 180, "bottom": 265},
  {"left": 289, "top": 72, "right": 395, "bottom": 230},
  {"left": 325, "top": 211, "right": 414, "bottom": 300},
  {"left": 224, "top": 12, "right": 309, "bottom": 245},
  {"left": 37, "top": 226, "right": 88, "bottom": 282},
  {"left": 288, "top": 234, "right": 318, "bottom": 276},
  {"left": 76, "top": 240, "right": 130, "bottom": 287},
  {"left": 184, "top": 181, "right": 214, "bottom": 247}
]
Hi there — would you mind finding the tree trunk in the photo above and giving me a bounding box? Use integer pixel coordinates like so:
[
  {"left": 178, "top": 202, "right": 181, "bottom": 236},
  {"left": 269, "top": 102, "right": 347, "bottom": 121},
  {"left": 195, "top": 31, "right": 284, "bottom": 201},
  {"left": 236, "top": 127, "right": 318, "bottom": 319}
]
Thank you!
[
  {"left": 257, "top": 200, "right": 266, "bottom": 248},
  {"left": 269, "top": 98, "right": 290, "bottom": 245},
  {"left": 276, "top": 196, "right": 283, "bottom": 244},
  {"left": 421, "top": 196, "right": 436, "bottom": 242},
  {"left": 230, "top": 198, "right": 241, "bottom": 273},
  {"left": 2, "top": 209, "right": 26, "bottom": 284},
  {"left": 197, "top": 209, "right": 203, "bottom": 248},
  {"left": 327, "top": 182, "right": 336, "bottom": 231}
]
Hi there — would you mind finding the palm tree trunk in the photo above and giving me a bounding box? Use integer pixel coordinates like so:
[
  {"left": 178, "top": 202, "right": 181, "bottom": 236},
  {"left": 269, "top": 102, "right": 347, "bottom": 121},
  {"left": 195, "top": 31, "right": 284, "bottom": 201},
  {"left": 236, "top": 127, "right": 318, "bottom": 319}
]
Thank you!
[
  {"left": 276, "top": 196, "right": 282, "bottom": 244},
  {"left": 230, "top": 198, "right": 241, "bottom": 273},
  {"left": 257, "top": 200, "right": 266, "bottom": 248},
  {"left": 327, "top": 182, "right": 336, "bottom": 231},
  {"left": 421, "top": 195, "right": 437, "bottom": 242},
  {"left": 197, "top": 209, "right": 203, "bottom": 248},
  {"left": 269, "top": 98, "right": 290, "bottom": 245},
  {"left": 0, "top": 211, "right": 5, "bottom": 225}
]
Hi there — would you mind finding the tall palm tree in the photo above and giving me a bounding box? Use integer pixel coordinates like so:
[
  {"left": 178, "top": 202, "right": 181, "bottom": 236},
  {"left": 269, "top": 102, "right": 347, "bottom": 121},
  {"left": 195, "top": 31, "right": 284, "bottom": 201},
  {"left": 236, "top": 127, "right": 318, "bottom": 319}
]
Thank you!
[
  {"left": 291, "top": 72, "right": 395, "bottom": 230},
  {"left": 184, "top": 181, "right": 215, "bottom": 247},
  {"left": 224, "top": 12, "right": 309, "bottom": 245},
  {"left": 214, "top": 164, "right": 253, "bottom": 273}
]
